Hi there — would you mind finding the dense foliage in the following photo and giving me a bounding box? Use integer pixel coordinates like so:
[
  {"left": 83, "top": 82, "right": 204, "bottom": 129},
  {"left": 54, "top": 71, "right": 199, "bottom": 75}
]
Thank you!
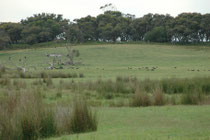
[{"left": 1, "top": 11, "right": 210, "bottom": 49}]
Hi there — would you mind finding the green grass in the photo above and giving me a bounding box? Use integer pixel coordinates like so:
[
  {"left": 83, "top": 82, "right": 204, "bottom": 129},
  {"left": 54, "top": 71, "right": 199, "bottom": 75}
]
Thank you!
[
  {"left": 1, "top": 43, "right": 210, "bottom": 139},
  {"left": 46, "top": 106, "right": 210, "bottom": 140},
  {"left": 1, "top": 44, "right": 210, "bottom": 80}
]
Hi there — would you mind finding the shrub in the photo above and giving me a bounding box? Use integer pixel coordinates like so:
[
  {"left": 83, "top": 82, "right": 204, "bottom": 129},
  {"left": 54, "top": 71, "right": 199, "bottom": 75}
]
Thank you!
[
  {"left": 0, "top": 96, "right": 22, "bottom": 140},
  {"left": 0, "top": 90, "right": 98, "bottom": 139},
  {"left": 55, "top": 107, "right": 72, "bottom": 134},
  {"left": 153, "top": 88, "right": 166, "bottom": 106},
  {"left": 96, "top": 80, "right": 114, "bottom": 94},
  {"left": 0, "top": 90, "right": 57, "bottom": 140},
  {"left": 131, "top": 88, "right": 151, "bottom": 107},
  {"left": 70, "top": 98, "right": 97, "bottom": 133},
  {"left": 19, "top": 92, "right": 43, "bottom": 140},
  {"left": 181, "top": 92, "right": 204, "bottom": 105},
  {"left": 115, "top": 80, "right": 129, "bottom": 93},
  {"left": 141, "top": 79, "right": 158, "bottom": 93},
  {"left": 21, "top": 114, "right": 40, "bottom": 140},
  {"left": 40, "top": 108, "right": 56, "bottom": 138},
  {"left": 161, "top": 79, "right": 184, "bottom": 94}
]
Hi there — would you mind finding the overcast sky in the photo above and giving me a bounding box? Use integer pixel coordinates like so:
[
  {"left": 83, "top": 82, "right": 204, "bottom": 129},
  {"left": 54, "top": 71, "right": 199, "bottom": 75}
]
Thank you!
[{"left": 1, "top": 0, "right": 210, "bottom": 22}]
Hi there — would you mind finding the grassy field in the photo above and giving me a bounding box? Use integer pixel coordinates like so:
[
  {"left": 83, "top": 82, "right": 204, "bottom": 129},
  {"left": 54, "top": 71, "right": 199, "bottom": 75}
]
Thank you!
[
  {"left": 47, "top": 106, "right": 210, "bottom": 140},
  {"left": 1, "top": 43, "right": 210, "bottom": 140},
  {"left": 1, "top": 44, "right": 210, "bottom": 80}
]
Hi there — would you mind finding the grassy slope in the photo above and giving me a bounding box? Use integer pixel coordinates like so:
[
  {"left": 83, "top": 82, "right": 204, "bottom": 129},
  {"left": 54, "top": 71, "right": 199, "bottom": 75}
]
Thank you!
[
  {"left": 1, "top": 44, "right": 210, "bottom": 140},
  {"left": 1, "top": 44, "right": 210, "bottom": 80},
  {"left": 47, "top": 106, "right": 210, "bottom": 140}
]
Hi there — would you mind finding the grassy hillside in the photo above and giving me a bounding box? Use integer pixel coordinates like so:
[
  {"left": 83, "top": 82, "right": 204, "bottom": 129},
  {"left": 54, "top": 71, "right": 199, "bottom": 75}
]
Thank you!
[
  {"left": 1, "top": 43, "right": 210, "bottom": 140},
  {"left": 1, "top": 44, "right": 210, "bottom": 80}
]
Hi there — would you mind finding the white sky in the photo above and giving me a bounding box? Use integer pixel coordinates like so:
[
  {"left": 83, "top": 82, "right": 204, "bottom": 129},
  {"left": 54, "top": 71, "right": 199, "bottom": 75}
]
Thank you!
[{"left": 0, "top": 0, "right": 210, "bottom": 22}]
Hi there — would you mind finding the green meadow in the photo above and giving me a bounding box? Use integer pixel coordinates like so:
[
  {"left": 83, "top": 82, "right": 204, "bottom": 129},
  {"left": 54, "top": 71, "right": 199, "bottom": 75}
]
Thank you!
[
  {"left": 1, "top": 44, "right": 210, "bottom": 80},
  {"left": 1, "top": 43, "right": 210, "bottom": 140},
  {"left": 47, "top": 106, "right": 210, "bottom": 140}
]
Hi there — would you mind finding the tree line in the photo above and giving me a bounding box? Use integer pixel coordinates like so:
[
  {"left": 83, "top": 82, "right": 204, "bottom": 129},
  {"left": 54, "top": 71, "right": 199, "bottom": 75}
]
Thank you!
[{"left": 1, "top": 11, "right": 210, "bottom": 49}]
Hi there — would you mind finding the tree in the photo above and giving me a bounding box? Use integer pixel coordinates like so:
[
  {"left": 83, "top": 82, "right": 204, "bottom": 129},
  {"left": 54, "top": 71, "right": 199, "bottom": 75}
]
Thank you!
[
  {"left": 65, "top": 23, "right": 84, "bottom": 43},
  {"left": 21, "top": 13, "right": 69, "bottom": 44},
  {"left": 201, "top": 14, "right": 210, "bottom": 42},
  {"left": 172, "top": 13, "right": 202, "bottom": 43},
  {"left": 130, "top": 14, "right": 154, "bottom": 41},
  {"left": 66, "top": 45, "right": 80, "bottom": 65},
  {"left": 144, "top": 27, "right": 167, "bottom": 42},
  {"left": 45, "top": 44, "right": 80, "bottom": 69},
  {"left": 97, "top": 11, "right": 132, "bottom": 42},
  {"left": 0, "top": 23, "right": 23, "bottom": 44},
  {"left": 21, "top": 26, "right": 41, "bottom": 45},
  {"left": 0, "top": 29, "right": 10, "bottom": 49},
  {"left": 74, "top": 16, "right": 98, "bottom": 41}
]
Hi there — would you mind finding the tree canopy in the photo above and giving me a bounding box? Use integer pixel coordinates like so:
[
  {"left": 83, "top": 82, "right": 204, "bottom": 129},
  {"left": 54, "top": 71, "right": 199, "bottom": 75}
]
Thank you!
[{"left": 1, "top": 11, "right": 210, "bottom": 49}]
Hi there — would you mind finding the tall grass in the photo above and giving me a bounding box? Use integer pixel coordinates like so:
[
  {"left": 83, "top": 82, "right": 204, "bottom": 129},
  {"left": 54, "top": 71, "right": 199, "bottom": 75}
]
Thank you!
[
  {"left": 66, "top": 77, "right": 210, "bottom": 96},
  {"left": 70, "top": 98, "right": 97, "bottom": 133},
  {"left": 153, "top": 88, "right": 166, "bottom": 106},
  {"left": 181, "top": 90, "right": 204, "bottom": 105},
  {"left": 0, "top": 90, "right": 97, "bottom": 140},
  {"left": 0, "top": 69, "right": 84, "bottom": 79},
  {"left": 130, "top": 88, "right": 151, "bottom": 107}
]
